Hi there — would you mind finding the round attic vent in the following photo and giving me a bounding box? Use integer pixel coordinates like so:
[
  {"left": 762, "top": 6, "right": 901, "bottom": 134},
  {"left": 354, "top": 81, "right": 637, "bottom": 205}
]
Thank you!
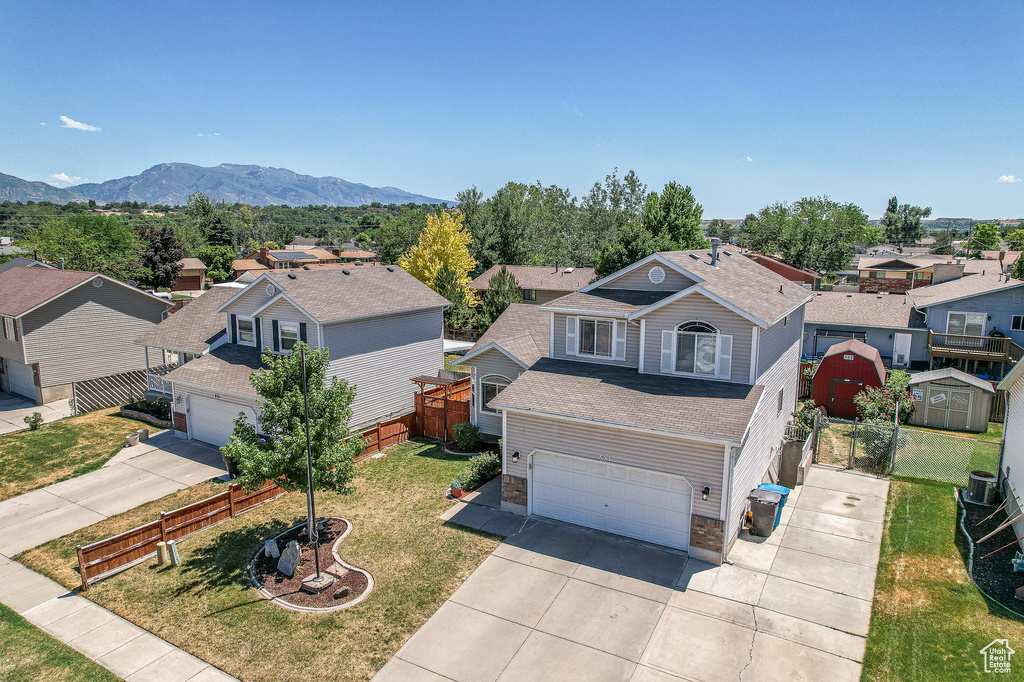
[
  {"left": 92, "top": 278, "right": 103, "bottom": 288},
  {"left": 648, "top": 266, "right": 666, "bottom": 285},
  {"left": 265, "top": 284, "right": 275, "bottom": 296}
]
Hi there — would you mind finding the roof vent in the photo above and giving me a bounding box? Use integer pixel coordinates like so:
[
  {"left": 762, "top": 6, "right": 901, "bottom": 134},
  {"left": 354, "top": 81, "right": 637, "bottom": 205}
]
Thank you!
[
  {"left": 386, "top": 266, "right": 395, "bottom": 272},
  {"left": 564, "top": 267, "right": 575, "bottom": 273},
  {"left": 354, "top": 260, "right": 363, "bottom": 266},
  {"left": 287, "top": 273, "right": 297, "bottom": 279},
  {"left": 92, "top": 278, "right": 103, "bottom": 288},
  {"left": 779, "top": 285, "right": 784, "bottom": 294},
  {"left": 342, "top": 269, "right": 351, "bottom": 275},
  {"left": 877, "top": 294, "right": 883, "bottom": 299},
  {"left": 689, "top": 253, "right": 701, "bottom": 261},
  {"left": 847, "top": 294, "right": 853, "bottom": 298},
  {"left": 723, "top": 250, "right": 733, "bottom": 257},
  {"left": 302, "top": 265, "right": 311, "bottom": 270}
]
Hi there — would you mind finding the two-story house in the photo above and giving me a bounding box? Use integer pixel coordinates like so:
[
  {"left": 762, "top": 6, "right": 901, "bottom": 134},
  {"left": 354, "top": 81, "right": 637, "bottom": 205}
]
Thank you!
[
  {"left": 461, "top": 244, "right": 811, "bottom": 565},
  {"left": 155, "top": 267, "right": 448, "bottom": 446},
  {"left": 469, "top": 265, "right": 595, "bottom": 305}
]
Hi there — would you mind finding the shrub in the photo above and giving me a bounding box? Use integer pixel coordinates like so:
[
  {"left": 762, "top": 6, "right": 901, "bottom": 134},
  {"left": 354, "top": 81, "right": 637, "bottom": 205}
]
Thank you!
[
  {"left": 23, "top": 412, "right": 43, "bottom": 430},
  {"left": 854, "top": 370, "right": 914, "bottom": 423},
  {"left": 458, "top": 453, "right": 501, "bottom": 490},
  {"left": 450, "top": 479, "right": 462, "bottom": 492},
  {"left": 127, "top": 398, "right": 171, "bottom": 421},
  {"left": 453, "top": 422, "right": 480, "bottom": 451},
  {"left": 792, "top": 401, "right": 824, "bottom": 430}
]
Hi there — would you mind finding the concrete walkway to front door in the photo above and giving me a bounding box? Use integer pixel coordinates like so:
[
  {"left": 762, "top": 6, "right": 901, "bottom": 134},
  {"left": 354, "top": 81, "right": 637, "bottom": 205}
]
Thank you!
[{"left": 373, "top": 464, "right": 888, "bottom": 682}]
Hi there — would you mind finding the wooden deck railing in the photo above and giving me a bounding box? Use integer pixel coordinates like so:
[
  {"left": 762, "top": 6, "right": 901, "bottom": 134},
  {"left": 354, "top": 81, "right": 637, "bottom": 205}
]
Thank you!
[{"left": 928, "top": 330, "right": 1024, "bottom": 364}]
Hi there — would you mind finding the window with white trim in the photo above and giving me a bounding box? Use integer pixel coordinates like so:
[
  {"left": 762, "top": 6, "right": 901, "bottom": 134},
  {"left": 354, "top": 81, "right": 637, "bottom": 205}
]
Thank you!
[
  {"left": 580, "top": 318, "right": 613, "bottom": 357},
  {"left": 480, "top": 375, "right": 509, "bottom": 414},
  {"left": 565, "top": 316, "right": 627, "bottom": 361},
  {"left": 946, "top": 311, "right": 986, "bottom": 336},
  {"left": 522, "top": 289, "right": 537, "bottom": 301},
  {"left": 236, "top": 317, "right": 256, "bottom": 346},
  {"left": 1013, "top": 315, "right": 1024, "bottom": 331},
  {"left": 2, "top": 317, "right": 13, "bottom": 341},
  {"left": 660, "top": 320, "right": 733, "bottom": 380},
  {"left": 279, "top": 323, "right": 299, "bottom": 352},
  {"left": 777, "top": 388, "right": 784, "bottom": 415}
]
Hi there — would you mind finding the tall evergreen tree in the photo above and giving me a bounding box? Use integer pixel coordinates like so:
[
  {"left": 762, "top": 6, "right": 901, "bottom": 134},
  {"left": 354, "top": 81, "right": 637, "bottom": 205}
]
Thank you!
[
  {"left": 434, "top": 264, "right": 477, "bottom": 330},
  {"left": 138, "top": 223, "right": 184, "bottom": 289},
  {"left": 481, "top": 266, "right": 521, "bottom": 327}
]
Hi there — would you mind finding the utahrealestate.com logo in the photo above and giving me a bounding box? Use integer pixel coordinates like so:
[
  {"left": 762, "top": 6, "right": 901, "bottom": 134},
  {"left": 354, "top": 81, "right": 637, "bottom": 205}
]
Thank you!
[{"left": 981, "top": 639, "right": 1014, "bottom": 674}]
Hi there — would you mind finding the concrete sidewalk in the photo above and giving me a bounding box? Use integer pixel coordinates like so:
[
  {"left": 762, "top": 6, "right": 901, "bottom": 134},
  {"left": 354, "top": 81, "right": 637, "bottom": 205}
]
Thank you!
[
  {"left": 0, "top": 428, "right": 237, "bottom": 681},
  {"left": 0, "top": 391, "right": 73, "bottom": 435}
]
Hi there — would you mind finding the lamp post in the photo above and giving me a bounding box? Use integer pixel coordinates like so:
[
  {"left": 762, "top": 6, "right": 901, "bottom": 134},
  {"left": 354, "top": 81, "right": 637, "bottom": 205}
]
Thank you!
[{"left": 301, "top": 345, "right": 321, "bottom": 580}]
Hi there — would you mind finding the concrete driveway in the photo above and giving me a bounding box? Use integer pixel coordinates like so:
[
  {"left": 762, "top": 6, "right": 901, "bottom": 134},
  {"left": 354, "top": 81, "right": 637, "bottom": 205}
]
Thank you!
[
  {"left": 0, "top": 429, "right": 227, "bottom": 557},
  {"left": 0, "top": 391, "right": 73, "bottom": 435},
  {"left": 374, "top": 465, "right": 888, "bottom": 682}
]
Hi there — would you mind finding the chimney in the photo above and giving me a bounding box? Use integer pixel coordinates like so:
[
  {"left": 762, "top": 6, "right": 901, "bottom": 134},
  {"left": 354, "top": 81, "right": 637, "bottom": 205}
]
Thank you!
[
  {"left": 999, "top": 250, "right": 1005, "bottom": 271},
  {"left": 710, "top": 237, "right": 721, "bottom": 267},
  {"left": 259, "top": 246, "right": 269, "bottom": 264}
]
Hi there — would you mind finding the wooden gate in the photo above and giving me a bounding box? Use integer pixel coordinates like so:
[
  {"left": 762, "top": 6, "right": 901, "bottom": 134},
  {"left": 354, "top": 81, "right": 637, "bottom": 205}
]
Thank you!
[{"left": 413, "top": 375, "right": 471, "bottom": 440}]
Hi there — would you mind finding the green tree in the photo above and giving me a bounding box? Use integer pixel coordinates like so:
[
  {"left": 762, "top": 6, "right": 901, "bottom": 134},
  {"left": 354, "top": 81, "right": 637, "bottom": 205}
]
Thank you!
[
  {"left": 882, "top": 197, "right": 932, "bottom": 244},
  {"left": 199, "top": 245, "right": 238, "bottom": 283},
  {"left": 481, "top": 265, "right": 521, "bottom": 327},
  {"left": 434, "top": 264, "right": 477, "bottom": 330},
  {"left": 1011, "top": 255, "right": 1024, "bottom": 280},
  {"left": 855, "top": 224, "right": 885, "bottom": 247},
  {"left": 376, "top": 208, "right": 427, "bottom": 264},
  {"left": 742, "top": 197, "right": 862, "bottom": 272},
  {"left": 222, "top": 343, "right": 364, "bottom": 536},
  {"left": 207, "top": 213, "right": 235, "bottom": 247},
  {"left": 642, "top": 182, "right": 707, "bottom": 251},
  {"left": 480, "top": 182, "right": 533, "bottom": 268},
  {"left": 594, "top": 222, "right": 661, "bottom": 278},
  {"left": 932, "top": 229, "right": 954, "bottom": 255},
  {"left": 1005, "top": 228, "right": 1024, "bottom": 252},
  {"left": 705, "top": 218, "right": 737, "bottom": 243},
  {"left": 966, "top": 223, "right": 1000, "bottom": 255},
  {"left": 35, "top": 214, "right": 145, "bottom": 281},
  {"left": 137, "top": 223, "right": 183, "bottom": 289},
  {"left": 184, "top": 192, "right": 216, "bottom": 234}
]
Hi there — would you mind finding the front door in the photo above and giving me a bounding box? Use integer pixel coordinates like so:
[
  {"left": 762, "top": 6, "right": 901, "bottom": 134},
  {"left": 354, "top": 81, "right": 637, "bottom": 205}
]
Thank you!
[
  {"left": 892, "top": 333, "right": 912, "bottom": 368},
  {"left": 830, "top": 378, "right": 863, "bottom": 419}
]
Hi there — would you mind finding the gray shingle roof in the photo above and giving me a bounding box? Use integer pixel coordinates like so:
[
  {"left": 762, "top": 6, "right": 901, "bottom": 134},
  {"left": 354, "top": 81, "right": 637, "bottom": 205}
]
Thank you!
[
  {"left": 463, "top": 303, "right": 550, "bottom": 366},
  {"left": 908, "top": 272, "right": 1024, "bottom": 308},
  {"left": 490, "top": 357, "right": 763, "bottom": 443},
  {"left": 251, "top": 267, "right": 449, "bottom": 323},
  {"left": 178, "top": 257, "right": 207, "bottom": 271},
  {"left": 805, "top": 292, "right": 926, "bottom": 329},
  {"left": 134, "top": 287, "right": 236, "bottom": 354},
  {"left": 908, "top": 367, "right": 996, "bottom": 393},
  {"left": 165, "top": 344, "right": 264, "bottom": 397},
  {"left": 469, "top": 265, "right": 596, "bottom": 292},
  {"left": 541, "top": 289, "right": 670, "bottom": 316}
]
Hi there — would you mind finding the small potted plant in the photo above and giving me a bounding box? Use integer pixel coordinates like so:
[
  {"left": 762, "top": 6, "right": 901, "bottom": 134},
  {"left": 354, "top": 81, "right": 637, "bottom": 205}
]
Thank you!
[{"left": 450, "top": 480, "right": 464, "bottom": 499}]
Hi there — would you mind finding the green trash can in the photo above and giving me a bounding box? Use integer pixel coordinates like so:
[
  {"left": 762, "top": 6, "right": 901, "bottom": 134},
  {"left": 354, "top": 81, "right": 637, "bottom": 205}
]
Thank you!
[{"left": 747, "top": 489, "right": 782, "bottom": 538}]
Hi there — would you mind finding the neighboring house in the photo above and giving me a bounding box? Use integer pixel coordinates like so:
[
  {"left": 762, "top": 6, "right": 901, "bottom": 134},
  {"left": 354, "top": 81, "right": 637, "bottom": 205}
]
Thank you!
[
  {"left": 908, "top": 272, "right": 1024, "bottom": 380},
  {"left": 160, "top": 267, "right": 448, "bottom": 446},
  {"left": 857, "top": 254, "right": 948, "bottom": 292},
  {"left": 285, "top": 236, "right": 323, "bottom": 249},
  {"left": 172, "top": 258, "right": 208, "bottom": 292},
  {"left": 0, "top": 268, "right": 170, "bottom": 404},
  {"left": 907, "top": 368, "right": 994, "bottom": 432},
  {"left": 231, "top": 247, "right": 342, "bottom": 279},
  {"left": 744, "top": 253, "right": 820, "bottom": 289},
  {"left": 811, "top": 339, "right": 886, "bottom": 418},
  {"left": 802, "top": 291, "right": 928, "bottom": 369},
  {"left": 450, "top": 304, "right": 550, "bottom": 436},
  {"left": 0, "top": 257, "right": 54, "bottom": 275},
  {"left": 469, "top": 265, "right": 596, "bottom": 305},
  {"left": 996, "top": 362, "right": 1024, "bottom": 551},
  {"left": 483, "top": 244, "right": 812, "bottom": 564},
  {"left": 336, "top": 249, "right": 379, "bottom": 264}
]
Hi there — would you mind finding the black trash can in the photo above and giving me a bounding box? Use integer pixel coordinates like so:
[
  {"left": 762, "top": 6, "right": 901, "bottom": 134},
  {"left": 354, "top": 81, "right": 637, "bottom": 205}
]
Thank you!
[{"left": 748, "top": 489, "right": 783, "bottom": 537}]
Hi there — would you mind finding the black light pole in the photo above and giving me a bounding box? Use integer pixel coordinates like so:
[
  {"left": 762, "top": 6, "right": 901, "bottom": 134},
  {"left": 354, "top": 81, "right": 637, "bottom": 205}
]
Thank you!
[{"left": 301, "top": 345, "right": 321, "bottom": 579}]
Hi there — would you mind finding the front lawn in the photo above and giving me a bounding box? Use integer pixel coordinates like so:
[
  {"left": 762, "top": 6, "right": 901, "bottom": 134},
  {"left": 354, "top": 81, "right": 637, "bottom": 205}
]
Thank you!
[
  {"left": 0, "top": 602, "right": 118, "bottom": 682},
  {"left": 17, "top": 439, "right": 501, "bottom": 682},
  {"left": 862, "top": 478, "right": 1024, "bottom": 680},
  {"left": 0, "top": 408, "right": 151, "bottom": 501}
]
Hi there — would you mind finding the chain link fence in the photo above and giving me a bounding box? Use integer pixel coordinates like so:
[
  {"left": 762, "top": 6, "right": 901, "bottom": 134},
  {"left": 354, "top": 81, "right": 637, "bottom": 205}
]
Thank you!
[{"left": 813, "top": 414, "right": 1000, "bottom": 486}]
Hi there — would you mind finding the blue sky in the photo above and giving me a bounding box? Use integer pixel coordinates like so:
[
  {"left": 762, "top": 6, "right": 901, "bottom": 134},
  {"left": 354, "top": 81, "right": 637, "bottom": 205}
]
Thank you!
[{"left": 1, "top": 1, "right": 1021, "bottom": 218}]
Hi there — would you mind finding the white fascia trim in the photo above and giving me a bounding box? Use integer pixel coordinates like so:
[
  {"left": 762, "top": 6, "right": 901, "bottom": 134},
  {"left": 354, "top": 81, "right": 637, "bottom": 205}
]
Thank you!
[
  {"left": 630, "top": 285, "right": 768, "bottom": 328},
  {"left": 549, "top": 311, "right": 555, "bottom": 358},
  {"left": 216, "top": 273, "right": 277, "bottom": 313},
  {"left": 248, "top": 292, "right": 319, "bottom": 322},
  {"left": 738, "top": 387, "right": 770, "bottom": 445},
  {"left": 805, "top": 320, "right": 929, "bottom": 332},
  {"left": 911, "top": 281, "right": 1024, "bottom": 310},
  {"left": 319, "top": 304, "right": 447, "bottom": 327},
  {"left": 998, "top": 359, "right": 1024, "bottom": 391},
  {"left": 169, "top": 378, "right": 261, "bottom": 404},
  {"left": 489, "top": 404, "right": 740, "bottom": 445},
  {"left": 638, "top": 319, "right": 646, "bottom": 373},
  {"left": 580, "top": 252, "right": 703, "bottom": 292},
  {"left": 773, "top": 295, "right": 815, "bottom": 324},
  {"left": 535, "top": 306, "right": 629, "bottom": 318},
  {"left": 134, "top": 341, "right": 209, "bottom": 357},
  {"left": 451, "top": 342, "right": 529, "bottom": 370},
  {"left": 719, "top": 442, "right": 731, "bottom": 523},
  {"left": 749, "top": 326, "right": 759, "bottom": 384},
  {"left": 15, "top": 274, "right": 171, "bottom": 320}
]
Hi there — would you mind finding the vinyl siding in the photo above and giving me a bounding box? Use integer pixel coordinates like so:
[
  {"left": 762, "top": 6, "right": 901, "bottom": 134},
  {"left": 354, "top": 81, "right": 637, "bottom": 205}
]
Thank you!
[
  {"left": 0, "top": 316, "right": 26, "bottom": 364},
  {"left": 922, "top": 287, "right": 1024, "bottom": 348},
  {"left": 639, "top": 295, "right": 752, "bottom": 383},
  {"left": 1001, "top": 377, "right": 1024, "bottom": 551},
  {"left": 458, "top": 348, "right": 526, "bottom": 436},
  {"left": 257, "top": 299, "right": 319, "bottom": 351},
  {"left": 600, "top": 265, "right": 696, "bottom": 291},
  {"left": 222, "top": 282, "right": 279, "bottom": 318},
  {"left": 21, "top": 283, "right": 167, "bottom": 387},
  {"left": 756, "top": 304, "right": 804, "bottom": 379},
  {"left": 802, "top": 323, "right": 929, "bottom": 364},
  {"left": 503, "top": 411, "right": 726, "bottom": 519},
  {"left": 532, "top": 289, "right": 572, "bottom": 305},
  {"left": 727, "top": 338, "right": 800, "bottom": 547},
  {"left": 323, "top": 307, "right": 443, "bottom": 429},
  {"left": 551, "top": 312, "right": 640, "bottom": 368}
]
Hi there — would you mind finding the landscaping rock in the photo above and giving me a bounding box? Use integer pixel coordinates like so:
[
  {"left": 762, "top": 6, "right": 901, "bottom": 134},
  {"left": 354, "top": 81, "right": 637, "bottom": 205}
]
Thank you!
[
  {"left": 265, "top": 540, "right": 280, "bottom": 559},
  {"left": 334, "top": 586, "right": 351, "bottom": 600},
  {"left": 277, "top": 540, "right": 301, "bottom": 577}
]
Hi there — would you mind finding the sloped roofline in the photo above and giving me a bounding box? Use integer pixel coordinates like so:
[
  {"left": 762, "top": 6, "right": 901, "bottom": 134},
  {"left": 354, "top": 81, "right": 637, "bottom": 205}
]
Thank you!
[
  {"left": 911, "top": 279, "right": 1024, "bottom": 310},
  {"left": 216, "top": 272, "right": 279, "bottom": 313},
  {"left": 247, "top": 291, "right": 319, "bottom": 323},
  {"left": 11, "top": 273, "right": 170, "bottom": 319},
  {"left": 579, "top": 253, "right": 704, "bottom": 293},
  {"left": 627, "top": 284, "right": 768, "bottom": 327},
  {"left": 451, "top": 341, "right": 530, "bottom": 370}
]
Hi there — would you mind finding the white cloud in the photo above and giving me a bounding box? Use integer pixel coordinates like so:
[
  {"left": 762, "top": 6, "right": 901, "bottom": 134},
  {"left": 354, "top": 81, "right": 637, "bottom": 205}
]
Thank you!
[
  {"left": 47, "top": 172, "right": 85, "bottom": 186},
  {"left": 59, "top": 115, "right": 100, "bottom": 132},
  {"left": 746, "top": 156, "right": 753, "bottom": 162},
  {"left": 195, "top": 132, "right": 221, "bottom": 137},
  {"left": 997, "top": 175, "right": 1022, "bottom": 183},
  {"left": 40, "top": 122, "right": 46, "bottom": 126}
]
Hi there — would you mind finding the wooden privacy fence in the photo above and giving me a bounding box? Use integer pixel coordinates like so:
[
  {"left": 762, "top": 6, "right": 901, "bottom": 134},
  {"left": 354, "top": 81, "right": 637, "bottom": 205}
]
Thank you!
[
  {"left": 351, "top": 412, "right": 417, "bottom": 461},
  {"left": 76, "top": 481, "right": 283, "bottom": 589},
  {"left": 415, "top": 376, "right": 472, "bottom": 440},
  {"left": 71, "top": 365, "right": 174, "bottom": 415},
  {"left": 798, "top": 361, "right": 815, "bottom": 399}
]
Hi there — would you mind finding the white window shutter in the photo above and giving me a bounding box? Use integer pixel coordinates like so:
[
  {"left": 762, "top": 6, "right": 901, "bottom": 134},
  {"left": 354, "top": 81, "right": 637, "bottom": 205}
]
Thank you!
[
  {"left": 718, "top": 334, "right": 733, "bottom": 380},
  {"left": 565, "top": 316, "right": 577, "bottom": 356},
  {"left": 661, "top": 330, "right": 674, "bottom": 373},
  {"left": 613, "top": 321, "right": 627, "bottom": 360}
]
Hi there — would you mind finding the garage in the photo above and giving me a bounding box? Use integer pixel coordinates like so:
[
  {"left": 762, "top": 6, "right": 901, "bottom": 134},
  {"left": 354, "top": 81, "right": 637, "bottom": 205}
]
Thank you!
[
  {"left": 187, "top": 393, "right": 257, "bottom": 447},
  {"left": 5, "top": 360, "right": 36, "bottom": 401},
  {"left": 530, "top": 451, "right": 692, "bottom": 551}
]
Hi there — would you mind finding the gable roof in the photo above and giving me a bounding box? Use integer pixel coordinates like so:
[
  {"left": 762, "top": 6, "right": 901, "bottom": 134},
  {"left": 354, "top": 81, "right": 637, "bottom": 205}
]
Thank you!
[
  {"left": 456, "top": 303, "right": 550, "bottom": 367},
  {"left": 165, "top": 344, "right": 264, "bottom": 398},
  {"left": 908, "top": 367, "right": 995, "bottom": 394},
  {"left": 908, "top": 272, "right": 1024, "bottom": 308},
  {"left": 469, "top": 265, "right": 596, "bottom": 292},
  {"left": 539, "top": 289, "right": 669, "bottom": 317},
  {"left": 857, "top": 254, "right": 947, "bottom": 270},
  {"left": 745, "top": 253, "right": 821, "bottom": 279},
  {"left": 177, "top": 257, "right": 207, "bottom": 271},
  {"left": 134, "top": 286, "right": 236, "bottom": 354},
  {"left": 0, "top": 257, "right": 53, "bottom": 274},
  {"left": 0, "top": 268, "right": 168, "bottom": 318},
  {"left": 219, "top": 267, "right": 449, "bottom": 324},
  {"left": 805, "top": 292, "right": 927, "bottom": 330},
  {"left": 289, "top": 236, "right": 321, "bottom": 246},
  {"left": 817, "top": 339, "right": 886, "bottom": 381},
  {"left": 489, "top": 357, "right": 763, "bottom": 444}
]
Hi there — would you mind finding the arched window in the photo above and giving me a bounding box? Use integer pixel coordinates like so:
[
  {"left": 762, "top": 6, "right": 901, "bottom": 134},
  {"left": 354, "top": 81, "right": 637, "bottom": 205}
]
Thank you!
[
  {"left": 675, "top": 321, "right": 719, "bottom": 376},
  {"left": 480, "top": 375, "right": 511, "bottom": 414}
]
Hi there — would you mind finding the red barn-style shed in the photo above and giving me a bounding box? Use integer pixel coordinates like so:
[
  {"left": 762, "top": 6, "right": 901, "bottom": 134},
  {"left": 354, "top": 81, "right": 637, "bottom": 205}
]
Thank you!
[{"left": 812, "top": 339, "right": 887, "bottom": 418}]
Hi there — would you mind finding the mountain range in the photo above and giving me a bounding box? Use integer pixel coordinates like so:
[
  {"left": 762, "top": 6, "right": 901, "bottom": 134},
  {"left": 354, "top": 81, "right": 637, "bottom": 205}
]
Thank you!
[{"left": 0, "top": 163, "right": 448, "bottom": 207}]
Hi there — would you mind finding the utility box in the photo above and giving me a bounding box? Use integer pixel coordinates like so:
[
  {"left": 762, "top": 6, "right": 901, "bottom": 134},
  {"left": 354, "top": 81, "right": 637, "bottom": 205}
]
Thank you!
[{"left": 748, "top": 489, "right": 782, "bottom": 537}]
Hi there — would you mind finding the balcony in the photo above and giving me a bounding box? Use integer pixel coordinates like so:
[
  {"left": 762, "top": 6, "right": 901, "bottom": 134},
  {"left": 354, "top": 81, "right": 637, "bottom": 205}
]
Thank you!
[
  {"left": 927, "top": 330, "right": 1024, "bottom": 366},
  {"left": 146, "top": 365, "right": 176, "bottom": 395}
]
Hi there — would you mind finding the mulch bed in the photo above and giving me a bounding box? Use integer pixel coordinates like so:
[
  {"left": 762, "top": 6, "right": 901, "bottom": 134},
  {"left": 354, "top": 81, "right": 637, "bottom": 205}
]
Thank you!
[
  {"left": 250, "top": 518, "right": 370, "bottom": 610},
  {"left": 957, "top": 491, "right": 1024, "bottom": 616},
  {"left": 444, "top": 441, "right": 500, "bottom": 456}
]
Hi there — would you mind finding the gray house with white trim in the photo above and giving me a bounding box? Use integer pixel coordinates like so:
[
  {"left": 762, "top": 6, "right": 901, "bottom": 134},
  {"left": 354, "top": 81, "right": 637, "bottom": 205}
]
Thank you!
[{"left": 460, "top": 246, "right": 811, "bottom": 565}]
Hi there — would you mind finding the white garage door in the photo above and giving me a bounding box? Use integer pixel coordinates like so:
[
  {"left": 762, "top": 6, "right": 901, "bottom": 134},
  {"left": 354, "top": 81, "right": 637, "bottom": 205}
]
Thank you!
[
  {"left": 6, "top": 360, "right": 36, "bottom": 401},
  {"left": 531, "top": 452, "right": 692, "bottom": 550},
  {"left": 188, "top": 394, "right": 254, "bottom": 447}
]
